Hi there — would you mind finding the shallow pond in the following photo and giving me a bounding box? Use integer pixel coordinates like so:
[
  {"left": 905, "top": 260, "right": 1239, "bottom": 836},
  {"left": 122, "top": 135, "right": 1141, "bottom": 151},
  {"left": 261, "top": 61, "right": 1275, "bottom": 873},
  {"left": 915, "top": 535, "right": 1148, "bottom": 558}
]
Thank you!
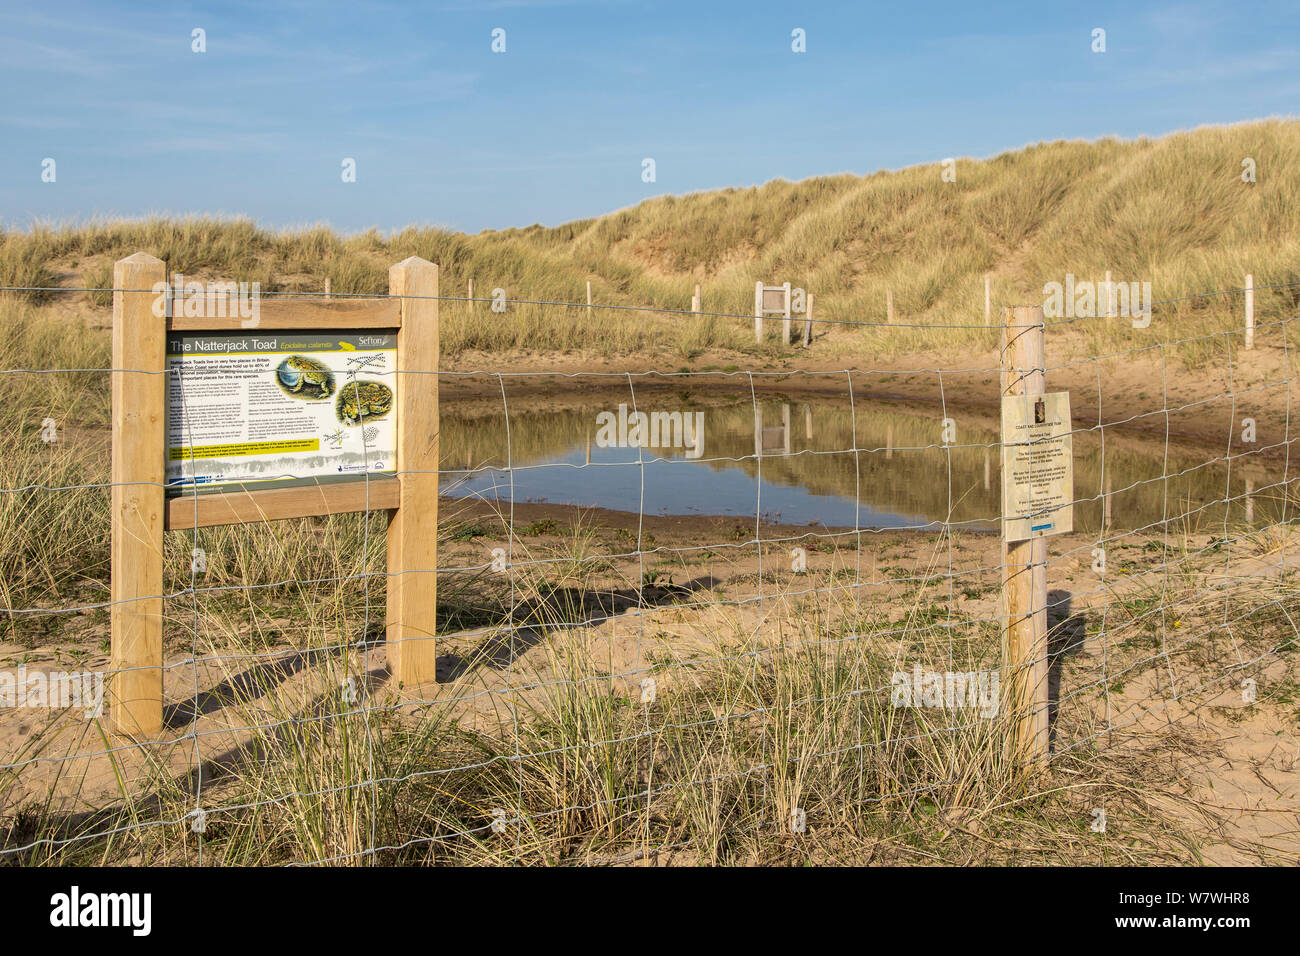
[{"left": 437, "top": 390, "right": 1284, "bottom": 533}]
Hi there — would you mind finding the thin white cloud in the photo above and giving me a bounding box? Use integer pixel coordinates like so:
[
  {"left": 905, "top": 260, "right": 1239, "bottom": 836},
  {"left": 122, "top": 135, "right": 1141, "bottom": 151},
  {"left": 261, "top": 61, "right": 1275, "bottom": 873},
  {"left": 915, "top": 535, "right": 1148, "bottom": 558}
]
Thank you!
[{"left": 0, "top": 38, "right": 114, "bottom": 77}]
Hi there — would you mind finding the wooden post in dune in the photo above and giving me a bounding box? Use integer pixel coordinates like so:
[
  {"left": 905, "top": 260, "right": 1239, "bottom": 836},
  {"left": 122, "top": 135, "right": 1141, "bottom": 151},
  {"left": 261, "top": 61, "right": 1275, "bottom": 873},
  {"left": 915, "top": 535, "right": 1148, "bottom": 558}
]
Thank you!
[
  {"left": 110, "top": 253, "right": 167, "bottom": 736},
  {"left": 1103, "top": 270, "right": 1112, "bottom": 318},
  {"left": 887, "top": 288, "right": 895, "bottom": 325},
  {"left": 805, "top": 404, "right": 813, "bottom": 441},
  {"left": 467, "top": 277, "right": 474, "bottom": 312},
  {"left": 886, "top": 423, "right": 893, "bottom": 459},
  {"left": 754, "top": 281, "right": 764, "bottom": 343},
  {"left": 984, "top": 274, "right": 991, "bottom": 327},
  {"left": 324, "top": 277, "right": 332, "bottom": 300},
  {"left": 1001, "top": 304, "right": 1050, "bottom": 771},
  {"left": 984, "top": 446, "right": 990, "bottom": 491},
  {"left": 781, "top": 281, "right": 792, "bottom": 346},
  {"left": 802, "top": 293, "right": 814, "bottom": 347},
  {"left": 1245, "top": 273, "right": 1255, "bottom": 350},
  {"left": 1245, "top": 476, "right": 1255, "bottom": 525},
  {"left": 692, "top": 283, "right": 701, "bottom": 313},
  {"left": 387, "top": 258, "right": 440, "bottom": 687},
  {"left": 586, "top": 280, "right": 592, "bottom": 318},
  {"left": 1103, "top": 476, "right": 1113, "bottom": 530}
]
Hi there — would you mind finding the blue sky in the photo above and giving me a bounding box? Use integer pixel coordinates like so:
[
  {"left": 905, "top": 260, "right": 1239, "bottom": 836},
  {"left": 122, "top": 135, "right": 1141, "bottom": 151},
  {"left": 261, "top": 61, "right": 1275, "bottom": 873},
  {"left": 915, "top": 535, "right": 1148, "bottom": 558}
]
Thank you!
[{"left": 1, "top": 0, "right": 1297, "bottom": 234}]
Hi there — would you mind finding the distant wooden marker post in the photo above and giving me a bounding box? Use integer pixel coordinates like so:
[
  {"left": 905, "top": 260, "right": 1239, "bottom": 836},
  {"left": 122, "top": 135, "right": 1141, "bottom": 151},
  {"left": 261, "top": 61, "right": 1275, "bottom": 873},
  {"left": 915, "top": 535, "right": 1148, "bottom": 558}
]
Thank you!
[{"left": 109, "top": 252, "right": 440, "bottom": 735}]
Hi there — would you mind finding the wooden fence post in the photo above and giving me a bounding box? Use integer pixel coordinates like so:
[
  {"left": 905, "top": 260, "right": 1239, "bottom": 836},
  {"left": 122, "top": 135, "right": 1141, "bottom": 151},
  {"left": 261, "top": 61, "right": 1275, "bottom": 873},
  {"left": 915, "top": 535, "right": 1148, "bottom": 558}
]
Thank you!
[
  {"left": 467, "top": 277, "right": 474, "bottom": 312},
  {"left": 110, "top": 253, "right": 167, "bottom": 736},
  {"left": 1103, "top": 270, "right": 1112, "bottom": 318},
  {"left": 1245, "top": 273, "right": 1254, "bottom": 350},
  {"left": 754, "top": 281, "right": 764, "bottom": 343},
  {"left": 782, "top": 281, "right": 792, "bottom": 346},
  {"left": 324, "top": 276, "right": 332, "bottom": 300},
  {"left": 1001, "top": 304, "right": 1050, "bottom": 770},
  {"left": 387, "top": 257, "right": 440, "bottom": 686},
  {"left": 802, "top": 293, "right": 814, "bottom": 347},
  {"left": 887, "top": 288, "right": 895, "bottom": 325},
  {"left": 692, "top": 283, "right": 701, "bottom": 313},
  {"left": 586, "top": 280, "right": 592, "bottom": 318}
]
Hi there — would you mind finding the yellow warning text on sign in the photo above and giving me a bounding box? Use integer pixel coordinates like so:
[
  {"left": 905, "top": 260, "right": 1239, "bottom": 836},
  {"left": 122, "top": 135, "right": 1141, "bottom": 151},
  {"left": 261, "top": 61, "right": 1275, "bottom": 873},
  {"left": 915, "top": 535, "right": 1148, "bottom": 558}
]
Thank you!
[{"left": 168, "top": 438, "right": 320, "bottom": 461}]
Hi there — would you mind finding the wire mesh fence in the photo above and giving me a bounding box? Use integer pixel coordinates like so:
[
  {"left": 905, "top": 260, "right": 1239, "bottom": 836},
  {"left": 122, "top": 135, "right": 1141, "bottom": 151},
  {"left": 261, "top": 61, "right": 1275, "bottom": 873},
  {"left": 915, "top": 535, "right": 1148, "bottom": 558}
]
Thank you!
[{"left": 1, "top": 275, "right": 1297, "bottom": 865}]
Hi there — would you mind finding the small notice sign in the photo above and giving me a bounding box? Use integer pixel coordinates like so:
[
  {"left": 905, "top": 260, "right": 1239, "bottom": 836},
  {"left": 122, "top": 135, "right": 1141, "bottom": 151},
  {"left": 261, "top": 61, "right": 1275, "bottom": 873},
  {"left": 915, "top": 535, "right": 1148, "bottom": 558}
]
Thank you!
[
  {"left": 1001, "top": 391, "right": 1073, "bottom": 541},
  {"left": 165, "top": 332, "right": 397, "bottom": 494},
  {"left": 761, "top": 287, "right": 787, "bottom": 313}
]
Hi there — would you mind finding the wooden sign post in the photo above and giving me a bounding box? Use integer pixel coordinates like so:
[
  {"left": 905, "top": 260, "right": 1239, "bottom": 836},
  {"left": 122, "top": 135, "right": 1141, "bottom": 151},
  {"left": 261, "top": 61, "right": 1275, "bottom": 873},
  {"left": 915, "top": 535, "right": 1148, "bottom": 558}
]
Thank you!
[
  {"left": 109, "top": 253, "right": 440, "bottom": 735},
  {"left": 754, "top": 281, "right": 793, "bottom": 345},
  {"left": 1000, "top": 305, "right": 1051, "bottom": 770},
  {"left": 386, "top": 258, "right": 440, "bottom": 688},
  {"left": 110, "top": 253, "right": 168, "bottom": 738}
]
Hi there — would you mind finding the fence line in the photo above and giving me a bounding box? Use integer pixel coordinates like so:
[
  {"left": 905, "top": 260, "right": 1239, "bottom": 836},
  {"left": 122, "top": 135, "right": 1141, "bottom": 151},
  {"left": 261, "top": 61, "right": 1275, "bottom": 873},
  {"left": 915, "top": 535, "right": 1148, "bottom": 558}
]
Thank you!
[{"left": 8, "top": 274, "right": 1300, "bottom": 333}]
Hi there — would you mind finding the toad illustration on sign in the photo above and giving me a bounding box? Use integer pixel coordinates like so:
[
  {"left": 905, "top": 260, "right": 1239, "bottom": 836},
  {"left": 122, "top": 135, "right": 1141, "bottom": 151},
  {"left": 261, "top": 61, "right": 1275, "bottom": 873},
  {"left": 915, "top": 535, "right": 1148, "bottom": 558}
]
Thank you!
[
  {"left": 275, "top": 355, "right": 336, "bottom": 399},
  {"left": 337, "top": 379, "right": 393, "bottom": 426}
]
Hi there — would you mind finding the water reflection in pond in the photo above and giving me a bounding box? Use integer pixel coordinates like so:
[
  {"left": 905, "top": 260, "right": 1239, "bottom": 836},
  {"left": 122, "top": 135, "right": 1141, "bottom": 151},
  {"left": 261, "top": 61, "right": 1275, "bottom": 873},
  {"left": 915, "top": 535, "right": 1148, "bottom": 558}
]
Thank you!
[{"left": 437, "top": 391, "right": 1285, "bottom": 533}]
